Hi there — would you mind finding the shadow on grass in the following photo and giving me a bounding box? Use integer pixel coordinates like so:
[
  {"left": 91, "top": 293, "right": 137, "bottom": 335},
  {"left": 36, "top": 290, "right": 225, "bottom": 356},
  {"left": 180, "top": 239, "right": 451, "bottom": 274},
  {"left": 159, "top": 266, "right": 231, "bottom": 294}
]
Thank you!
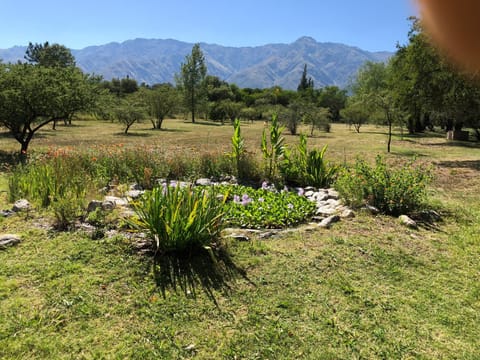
[
  {"left": 0, "top": 150, "right": 21, "bottom": 169},
  {"left": 183, "top": 120, "right": 224, "bottom": 127},
  {"left": 150, "top": 128, "right": 189, "bottom": 133},
  {"left": 429, "top": 140, "right": 480, "bottom": 149},
  {"left": 113, "top": 132, "right": 153, "bottom": 138},
  {"left": 401, "top": 131, "right": 445, "bottom": 139},
  {"left": 390, "top": 150, "right": 428, "bottom": 158},
  {"left": 153, "top": 247, "right": 252, "bottom": 306},
  {"left": 437, "top": 159, "right": 480, "bottom": 171}
]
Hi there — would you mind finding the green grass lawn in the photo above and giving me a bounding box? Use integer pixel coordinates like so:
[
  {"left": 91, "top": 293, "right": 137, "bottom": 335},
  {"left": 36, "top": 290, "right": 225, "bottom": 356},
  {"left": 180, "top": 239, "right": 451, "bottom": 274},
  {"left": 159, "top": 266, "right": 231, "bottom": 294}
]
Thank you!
[{"left": 1, "top": 119, "right": 480, "bottom": 359}]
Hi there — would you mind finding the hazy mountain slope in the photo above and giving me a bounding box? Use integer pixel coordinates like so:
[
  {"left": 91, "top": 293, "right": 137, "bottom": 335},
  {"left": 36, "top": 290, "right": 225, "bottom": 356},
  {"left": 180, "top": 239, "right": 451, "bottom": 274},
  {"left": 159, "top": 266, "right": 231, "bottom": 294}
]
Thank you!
[{"left": 0, "top": 37, "right": 392, "bottom": 89}]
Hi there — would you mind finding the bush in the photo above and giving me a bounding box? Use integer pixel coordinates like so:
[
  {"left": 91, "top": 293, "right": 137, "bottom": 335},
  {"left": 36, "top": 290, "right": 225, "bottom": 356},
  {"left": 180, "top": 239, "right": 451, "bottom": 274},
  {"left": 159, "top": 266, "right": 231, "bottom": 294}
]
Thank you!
[
  {"left": 51, "top": 190, "right": 85, "bottom": 230},
  {"left": 131, "top": 185, "right": 227, "bottom": 254},
  {"left": 9, "top": 154, "right": 88, "bottom": 208},
  {"left": 281, "top": 135, "right": 337, "bottom": 188},
  {"left": 335, "top": 156, "right": 432, "bottom": 216},
  {"left": 218, "top": 184, "right": 316, "bottom": 229}
]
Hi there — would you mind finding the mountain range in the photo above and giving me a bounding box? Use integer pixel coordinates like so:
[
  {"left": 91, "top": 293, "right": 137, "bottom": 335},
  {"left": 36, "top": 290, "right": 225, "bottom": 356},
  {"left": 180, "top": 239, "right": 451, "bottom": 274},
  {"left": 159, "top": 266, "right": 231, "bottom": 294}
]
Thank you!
[{"left": 0, "top": 37, "right": 392, "bottom": 90}]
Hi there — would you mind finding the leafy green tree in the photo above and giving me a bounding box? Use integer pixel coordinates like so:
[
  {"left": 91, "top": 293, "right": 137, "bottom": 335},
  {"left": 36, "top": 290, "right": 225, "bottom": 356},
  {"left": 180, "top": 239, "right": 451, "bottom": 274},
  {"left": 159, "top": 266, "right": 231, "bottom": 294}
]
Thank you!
[
  {"left": 352, "top": 61, "right": 400, "bottom": 152},
  {"left": 102, "top": 77, "right": 139, "bottom": 96},
  {"left": 177, "top": 44, "right": 207, "bottom": 123},
  {"left": 115, "top": 95, "right": 146, "bottom": 134},
  {"left": 25, "top": 41, "right": 75, "bottom": 68},
  {"left": 0, "top": 63, "right": 99, "bottom": 155},
  {"left": 341, "top": 99, "right": 370, "bottom": 133},
  {"left": 303, "top": 106, "right": 330, "bottom": 136},
  {"left": 390, "top": 17, "right": 480, "bottom": 135},
  {"left": 144, "top": 84, "right": 178, "bottom": 129},
  {"left": 317, "top": 86, "right": 347, "bottom": 123}
]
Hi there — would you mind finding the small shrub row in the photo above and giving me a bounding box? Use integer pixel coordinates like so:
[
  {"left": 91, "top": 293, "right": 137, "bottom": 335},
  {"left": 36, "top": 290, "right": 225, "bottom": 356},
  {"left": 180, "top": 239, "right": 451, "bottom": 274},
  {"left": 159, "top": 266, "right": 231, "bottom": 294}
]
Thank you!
[{"left": 335, "top": 155, "right": 432, "bottom": 216}]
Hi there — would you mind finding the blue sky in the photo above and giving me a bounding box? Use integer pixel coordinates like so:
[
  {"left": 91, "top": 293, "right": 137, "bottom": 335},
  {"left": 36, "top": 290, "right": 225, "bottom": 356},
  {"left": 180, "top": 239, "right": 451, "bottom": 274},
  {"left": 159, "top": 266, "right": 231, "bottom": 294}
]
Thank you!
[{"left": 1, "top": 0, "right": 418, "bottom": 51}]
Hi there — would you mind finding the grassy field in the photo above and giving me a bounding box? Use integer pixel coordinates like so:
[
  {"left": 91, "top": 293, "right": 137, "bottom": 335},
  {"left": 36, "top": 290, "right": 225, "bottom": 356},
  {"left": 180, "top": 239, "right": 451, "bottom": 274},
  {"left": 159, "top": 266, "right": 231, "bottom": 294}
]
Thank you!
[{"left": 1, "top": 119, "right": 480, "bottom": 359}]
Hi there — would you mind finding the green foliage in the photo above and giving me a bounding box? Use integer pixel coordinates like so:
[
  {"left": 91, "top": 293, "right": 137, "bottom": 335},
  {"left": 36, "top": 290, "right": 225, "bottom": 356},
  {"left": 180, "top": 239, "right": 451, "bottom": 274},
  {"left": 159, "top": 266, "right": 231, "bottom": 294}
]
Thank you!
[
  {"left": 297, "top": 63, "right": 314, "bottom": 93},
  {"left": 305, "top": 145, "right": 338, "bottom": 188},
  {"left": 261, "top": 114, "right": 287, "bottom": 182},
  {"left": 231, "top": 118, "right": 245, "bottom": 178},
  {"left": 335, "top": 156, "right": 432, "bottom": 215},
  {"left": 0, "top": 63, "right": 100, "bottom": 154},
  {"left": 114, "top": 95, "right": 147, "bottom": 134},
  {"left": 145, "top": 84, "right": 178, "bottom": 129},
  {"left": 50, "top": 190, "right": 85, "bottom": 230},
  {"left": 341, "top": 100, "right": 370, "bottom": 133},
  {"left": 8, "top": 155, "right": 88, "bottom": 208},
  {"left": 24, "top": 41, "right": 76, "bottom": 68},
  {"left": 8, "top": 155, "right": 88, "bottom": 229},
  {"left": 177, "top": 44, "right": 207, "bottom": 123},
  {"left": 316, "top": 86, "right": 347, "bottom": 123},
  {"left": 281, "top": 135, "right": 337, "bottom": 188},
  {"left": 218, "top": 185, "right": 316, "bottom": 229},
  {"left": 131, "top": 185, "right": 227, "bottom": 254}
]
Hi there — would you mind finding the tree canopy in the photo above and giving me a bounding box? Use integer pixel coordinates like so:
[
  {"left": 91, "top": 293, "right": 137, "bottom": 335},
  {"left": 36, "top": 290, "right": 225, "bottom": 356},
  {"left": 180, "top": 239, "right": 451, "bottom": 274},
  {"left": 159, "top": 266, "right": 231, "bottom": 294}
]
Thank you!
[
  {"left": 0, "top": 62, "right": 100, "bottom": 155},
  {"left": 24, "top": 42, "right": 76, "bottom": 68},
  {"left": 177, "top": 44, "right": 207, "bottom": 123}
]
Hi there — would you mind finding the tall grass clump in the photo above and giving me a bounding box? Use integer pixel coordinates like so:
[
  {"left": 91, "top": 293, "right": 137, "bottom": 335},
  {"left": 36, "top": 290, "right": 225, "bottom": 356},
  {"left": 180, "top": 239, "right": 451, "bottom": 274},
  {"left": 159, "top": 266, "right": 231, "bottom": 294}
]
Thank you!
[
  {"left": 8, "top": 151, "right": 89, "bottom": 229},
  {"left": 131, "top": 184, "right": 228, "bottom": 254},
  {"left": 281, "top": 135, "right": 338, "bottom": 188},
  {"left": 261, "top": 114, "right": 287, "bottom": 182},
  {"left": 335, "top": 155, "right": 432, "bottom": 216}
]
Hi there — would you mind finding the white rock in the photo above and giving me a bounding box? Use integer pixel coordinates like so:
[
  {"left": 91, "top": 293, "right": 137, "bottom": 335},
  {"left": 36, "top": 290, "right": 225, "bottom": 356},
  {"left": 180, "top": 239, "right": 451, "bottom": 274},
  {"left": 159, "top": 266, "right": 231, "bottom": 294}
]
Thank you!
[
  {"left": 399, "top": 215, "right": 418, "bottom": 229},
  {"left": 104, "top": 196, "right": 129, "bottom": 207},
  {"left": 319, "top": 215, "right": 341, "bottom": 228},
  {"left": 327, "top": 189, "right": 340, "bottom": 199},
  {"left": 316, "top": 207, "right": 337, "bottom": 216},
  {"left": 12, "top": 199, "right": 31, "bottom": 212},
  {"left": 341, "top": 209, "right": 355, "bottom": 219},
  {"left": 195, "top": 178, "right": 212, "bottom": 186},
  {"left": 125, "top": 190, "right": 145, "bottom": 199},
  {"left": 0, "top": 234, "right": 21, "bottom": 249}
]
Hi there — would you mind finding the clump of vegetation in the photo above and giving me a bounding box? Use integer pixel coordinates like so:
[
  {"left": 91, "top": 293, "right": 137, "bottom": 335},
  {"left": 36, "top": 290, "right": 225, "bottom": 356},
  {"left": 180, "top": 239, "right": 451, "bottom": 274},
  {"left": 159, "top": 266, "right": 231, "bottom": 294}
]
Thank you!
[
  {"left": 335, "top": 155, "right": 432, "bottom": 216},
  {"left": 261, "top": 114, "right": 287, "bottom": 182},
  {"left": 281, "top": 135, "right": 338, "bottom": 188},
  {"left": 218, "top": 184, "right": 316, "bottom": 229},
  {"left": 8, "top": 153, "right": 89, "bottom": 229},
  {"left": 131, "top": 184, "right": 227, "bottom": 254}
]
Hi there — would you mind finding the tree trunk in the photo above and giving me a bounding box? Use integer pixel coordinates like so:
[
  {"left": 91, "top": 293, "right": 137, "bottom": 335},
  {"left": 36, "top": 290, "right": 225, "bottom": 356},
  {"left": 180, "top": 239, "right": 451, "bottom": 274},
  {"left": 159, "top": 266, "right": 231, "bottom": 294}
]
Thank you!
[
  {"left": 191, "top": 90, "right": 195, "bottom": 123},
  {"left": 387, "top": 119, "right": 392, "bottom": 153}
]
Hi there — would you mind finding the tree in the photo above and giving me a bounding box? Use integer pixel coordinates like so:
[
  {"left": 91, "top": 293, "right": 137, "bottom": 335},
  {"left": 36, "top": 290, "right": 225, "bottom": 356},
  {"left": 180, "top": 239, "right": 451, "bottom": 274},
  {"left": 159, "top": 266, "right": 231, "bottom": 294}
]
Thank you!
[
  {"left": 177, "top": 44, "right": 207, "bottom": 123},
  {"left": 0, "top": 63, "right": 99, "bottom": 155},
  {"left": 390, "top": 17, "right": 480, "bottom": 135},
  {"left": 317, "top": 86, "right": 347, "bottom": 123},
  {"left": 144, "top": 84, "right": 178, "bottom": 129},
  {"left": 297, "top": 64, "right": 314, "bottom": 93},
  {"left": 25, "top": 42, "right": 75, "bottom": 68},
  {"left": 303, "top": 106, "right": 330, "bottom": 136},
  {"left": 352, "top": 61, "right": 399, "bottom": 152},
  {"left": 115, "top": 95, "right": 146, "bottom": 134},
  {"left": 341, "top": 100, "right": 370, "bottom": 133}
]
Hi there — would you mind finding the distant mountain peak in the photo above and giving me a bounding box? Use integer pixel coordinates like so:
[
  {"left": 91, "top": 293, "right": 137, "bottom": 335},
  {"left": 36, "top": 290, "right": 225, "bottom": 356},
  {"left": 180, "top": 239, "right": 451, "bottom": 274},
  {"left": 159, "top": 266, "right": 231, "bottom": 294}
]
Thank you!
[
  {"left": 294, "top": 36, "right": 318, "bottom": 44},
  {"left": 0, "top": 38, "right": 393, "bottom": 89}
]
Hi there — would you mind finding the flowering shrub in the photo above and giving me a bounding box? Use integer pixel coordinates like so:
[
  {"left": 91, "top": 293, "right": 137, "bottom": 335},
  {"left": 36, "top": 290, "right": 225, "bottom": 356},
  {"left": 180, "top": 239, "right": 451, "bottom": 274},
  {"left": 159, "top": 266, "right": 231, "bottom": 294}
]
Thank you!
[
  {"left": 217, "top": 184, "right": 316, "bottom": 229},
  {"left": 335, "top": 156, "right": 432, "bottom": 216}
]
